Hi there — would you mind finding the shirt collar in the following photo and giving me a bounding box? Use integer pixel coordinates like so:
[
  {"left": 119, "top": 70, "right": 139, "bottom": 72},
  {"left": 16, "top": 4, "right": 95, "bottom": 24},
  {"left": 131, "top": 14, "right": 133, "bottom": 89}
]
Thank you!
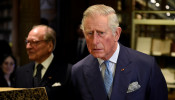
[
  {"left": 35, "top": 53, "right": 54, "bottom": 69},
  {"left": 97, "top": 43, "right": 120, "bottom": 65}
]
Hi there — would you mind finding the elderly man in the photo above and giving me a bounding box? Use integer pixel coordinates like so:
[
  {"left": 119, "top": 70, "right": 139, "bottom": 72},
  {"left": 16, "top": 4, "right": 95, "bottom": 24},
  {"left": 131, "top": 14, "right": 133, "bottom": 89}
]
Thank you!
[
  {"left": 15, "top": 25, "right": 69, "bottom": 100},
  {"left": 70, "top": 4, "right": 168, "bottom": 100}
]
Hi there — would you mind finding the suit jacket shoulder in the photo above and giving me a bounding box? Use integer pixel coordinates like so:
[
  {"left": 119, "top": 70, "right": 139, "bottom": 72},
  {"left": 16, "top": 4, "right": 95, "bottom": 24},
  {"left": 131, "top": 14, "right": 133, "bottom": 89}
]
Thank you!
[{"left": 15, "top": 62, "right": 35, "bottom": 88}]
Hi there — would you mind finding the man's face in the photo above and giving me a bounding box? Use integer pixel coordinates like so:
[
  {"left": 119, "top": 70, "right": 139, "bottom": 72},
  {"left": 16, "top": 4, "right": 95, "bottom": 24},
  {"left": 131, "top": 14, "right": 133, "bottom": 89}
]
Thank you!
[
  {"left": 83, "top": 15, "right": 121, "bottom": 60},
  {"left": 26, "top": 27, "right": 52, "bottom": 63}
]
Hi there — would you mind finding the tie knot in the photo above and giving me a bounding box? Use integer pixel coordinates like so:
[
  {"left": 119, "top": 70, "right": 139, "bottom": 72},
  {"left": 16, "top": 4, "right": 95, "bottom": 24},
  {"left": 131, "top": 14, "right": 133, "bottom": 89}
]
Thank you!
[
  {"left": 37, "top": 64, "right": 43, "bottom": 71},
  {"left": 104, "top": 60, "right": 110, "bottom": 68}
]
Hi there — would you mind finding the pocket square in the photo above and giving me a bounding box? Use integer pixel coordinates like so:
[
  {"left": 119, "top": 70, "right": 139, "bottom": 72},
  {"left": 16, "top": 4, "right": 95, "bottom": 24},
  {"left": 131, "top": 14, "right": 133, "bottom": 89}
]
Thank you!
[
  {"left": 52, "top": 82, "right": 61, "bottom": 87},
  {"left": 127, "top": 81, "right": 141, "bottom": 93}
]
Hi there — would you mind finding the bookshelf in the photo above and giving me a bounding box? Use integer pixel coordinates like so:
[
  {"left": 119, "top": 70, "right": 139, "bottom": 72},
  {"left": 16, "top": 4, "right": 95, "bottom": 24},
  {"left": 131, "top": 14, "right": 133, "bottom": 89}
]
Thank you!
[
  {"left": 131, "top": 11, "right": 175, "bottom": 91},
  {"left": 0, "top": 0, "right": 12, "bottom": 41},
  {"left": 131, "top": 11, "right": 175, "bottom": 57}
]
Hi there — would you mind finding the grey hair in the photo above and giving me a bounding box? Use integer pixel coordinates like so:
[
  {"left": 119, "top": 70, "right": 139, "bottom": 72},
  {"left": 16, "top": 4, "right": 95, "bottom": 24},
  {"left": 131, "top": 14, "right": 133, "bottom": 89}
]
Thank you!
[
  {"left": 80, "top": 4, "right": 119, "bottom": 35},
  {"left": 33, "top": 25, "right": 56, "bottom": 50}
]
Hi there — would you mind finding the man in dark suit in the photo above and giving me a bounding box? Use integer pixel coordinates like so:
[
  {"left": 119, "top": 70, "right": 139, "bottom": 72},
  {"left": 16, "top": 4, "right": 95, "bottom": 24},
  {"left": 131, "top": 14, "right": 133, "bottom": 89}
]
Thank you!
[
  {"left": 70, "top": 4, "right": 168, "bottom": 100},
  {"left": 15, "top": 25, "right": 68, "bottom": 100}
]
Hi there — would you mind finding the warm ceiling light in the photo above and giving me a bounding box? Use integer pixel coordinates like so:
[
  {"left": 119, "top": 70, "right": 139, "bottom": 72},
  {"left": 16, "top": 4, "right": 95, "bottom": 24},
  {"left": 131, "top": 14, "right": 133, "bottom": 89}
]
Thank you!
[
  {"left": 165, "top": 5, "right": 170, "bottom": 9},
  {"left": 155, "top": 3, "right": 160, "bottom": 7},
  {"left": 150, "top": 0, "right": 156, "bottom": 3},
  {"left": 166, "top": 12, "right": 170, "bottom": 16}
]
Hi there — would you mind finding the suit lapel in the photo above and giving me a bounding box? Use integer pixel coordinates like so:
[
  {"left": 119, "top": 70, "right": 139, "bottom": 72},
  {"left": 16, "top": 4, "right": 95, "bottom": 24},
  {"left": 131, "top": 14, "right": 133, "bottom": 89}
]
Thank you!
[
  {"left": 83, "top": 55, "right": 108, "bottom": 100},
  {"left": 40, "top": 60, "right": 55, "bottom": 86},
  {"left": 110, "top": 44, "right": 133, "bottom": 100}
]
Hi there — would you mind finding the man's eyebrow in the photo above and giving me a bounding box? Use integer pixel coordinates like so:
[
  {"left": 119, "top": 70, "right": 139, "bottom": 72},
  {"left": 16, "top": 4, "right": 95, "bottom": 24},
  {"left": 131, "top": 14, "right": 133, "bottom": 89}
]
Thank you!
[{"left": 84, "top": 29, "right": 92, "bottom": 32}]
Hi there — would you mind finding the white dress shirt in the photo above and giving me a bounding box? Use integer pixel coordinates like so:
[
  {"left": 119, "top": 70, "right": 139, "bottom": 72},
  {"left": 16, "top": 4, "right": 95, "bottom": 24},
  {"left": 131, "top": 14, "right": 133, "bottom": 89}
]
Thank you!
[
  {"left": 33, "top": 53, "right": 54, "bottom": 78},
  {"left": 98, "top": 43, "right": 120, "bottom": 80}
]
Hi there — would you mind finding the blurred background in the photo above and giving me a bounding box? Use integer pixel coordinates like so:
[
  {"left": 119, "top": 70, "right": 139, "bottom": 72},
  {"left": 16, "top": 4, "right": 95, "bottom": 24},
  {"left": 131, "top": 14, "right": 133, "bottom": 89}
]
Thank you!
[{"left": 0, "top": 0, "right": 175, "bottom": 99}]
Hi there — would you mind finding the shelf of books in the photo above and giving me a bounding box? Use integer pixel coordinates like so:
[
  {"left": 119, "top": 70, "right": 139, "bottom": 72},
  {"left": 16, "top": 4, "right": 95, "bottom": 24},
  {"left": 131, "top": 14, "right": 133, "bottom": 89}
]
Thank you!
[
  {"left": 132, "top": 11, "right": 175, "bottom": 57},
  {"left": 0, "top": 0, "right": 12, "bottom": 41},
  {"left": 131, "top": 11, "right": 175, "bottom": 86}
]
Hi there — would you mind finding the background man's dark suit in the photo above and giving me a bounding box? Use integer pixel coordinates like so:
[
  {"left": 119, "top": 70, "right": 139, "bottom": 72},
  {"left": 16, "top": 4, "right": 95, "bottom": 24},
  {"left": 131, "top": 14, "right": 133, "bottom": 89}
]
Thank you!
[
  {"left": 15, "top": 56, "right": 69, "bottom": 100},
  {"left": 70, "top": 44, "right": 168, "bottom": 100},
  {"left": 68, "top": 38, "right": 89, "bottom": 64}
]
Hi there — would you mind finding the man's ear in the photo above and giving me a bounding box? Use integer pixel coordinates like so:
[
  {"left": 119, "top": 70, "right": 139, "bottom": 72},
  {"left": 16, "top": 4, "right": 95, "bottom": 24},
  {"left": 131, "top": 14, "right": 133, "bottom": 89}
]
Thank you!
[
  {"left": 48, "top": 41, "right": 54, "bottom": 52},
  {"left": 114, "top": 27, "right": 122, "bottom": 41}
]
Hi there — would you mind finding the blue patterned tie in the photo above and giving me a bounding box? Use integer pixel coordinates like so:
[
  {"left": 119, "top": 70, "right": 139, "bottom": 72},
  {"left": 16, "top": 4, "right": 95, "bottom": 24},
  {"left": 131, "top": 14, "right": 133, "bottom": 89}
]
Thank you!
[{"left": 104, "top": 60, "right": 113, "bottom": 97}]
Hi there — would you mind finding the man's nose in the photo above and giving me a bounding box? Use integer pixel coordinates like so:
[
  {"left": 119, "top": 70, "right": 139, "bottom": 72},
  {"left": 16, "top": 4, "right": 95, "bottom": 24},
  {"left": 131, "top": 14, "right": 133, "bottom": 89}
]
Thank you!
[
  {"left": 26, "top": 43, "right": 32, "bottom": 49},
  {"left": 92, "top": 32, "right": 99, "bottom": 44}
]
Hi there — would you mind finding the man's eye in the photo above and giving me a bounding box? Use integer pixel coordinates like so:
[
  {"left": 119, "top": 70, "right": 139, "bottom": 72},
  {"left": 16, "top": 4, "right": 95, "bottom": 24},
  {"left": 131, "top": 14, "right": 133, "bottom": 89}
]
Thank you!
[
  {"left": 97, "top": 31, "right": 105, "bottom": 37},
  {"left": 97, "top": 31, "right": 104, "bottom": 34},
  {"left": 88, "top": 32, "right": 93, "bottom": 35},
  {"left": 99, "top": 32, "right": 104, "bottom": 34},
  {"left": 33, "top": 41, "right": 38, "bottom": 43}
]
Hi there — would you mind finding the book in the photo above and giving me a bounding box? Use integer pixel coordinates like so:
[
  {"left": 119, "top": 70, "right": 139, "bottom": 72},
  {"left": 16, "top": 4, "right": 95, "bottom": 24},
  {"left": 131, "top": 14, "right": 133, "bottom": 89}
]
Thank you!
[
  {"left": 152, "top": 39, "right": 172, "bottom": 56},
  {"left": 161, "top": 39, "right": 172, "bottom": 55},
  {"left": 171, "top": 42, "right": 175, "bottom": 57},
  {"left": 136, "top": 37, "right": 152, "bottom": 55},
  {"left": 152, "top": 39, "right": 163, "bottom": 56},
  {"left": 161, "top": 68, "right": 175, "bottom": 84}
]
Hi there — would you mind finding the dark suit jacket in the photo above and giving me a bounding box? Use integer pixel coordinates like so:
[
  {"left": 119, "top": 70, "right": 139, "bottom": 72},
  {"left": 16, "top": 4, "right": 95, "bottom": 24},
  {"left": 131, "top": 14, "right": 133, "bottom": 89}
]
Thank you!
[
  {"left": 0, "top": 69, "right": 15, "bottom": 87},
  {"left": 15, "top": 56, "right": 69, "bottom": 100},
  {"left": 70, "top": 44, "right": 168, "bottom": 100}
]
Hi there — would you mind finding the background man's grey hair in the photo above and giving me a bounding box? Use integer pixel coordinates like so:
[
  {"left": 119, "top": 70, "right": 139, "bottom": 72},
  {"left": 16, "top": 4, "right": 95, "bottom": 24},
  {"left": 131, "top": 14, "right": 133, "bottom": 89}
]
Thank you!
[{"left": 33, "top": 25, "right": 56, "bottom": 51}]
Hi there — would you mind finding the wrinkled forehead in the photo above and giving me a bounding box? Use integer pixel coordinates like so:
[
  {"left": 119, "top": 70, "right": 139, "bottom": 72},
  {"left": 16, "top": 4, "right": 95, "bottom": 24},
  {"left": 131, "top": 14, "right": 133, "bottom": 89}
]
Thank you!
[
  {"left": 84, "top": 16, "right": 109, "bottom": 31},
  {"left": 84, "top": 24, "right": 108, "bottom": 32}
]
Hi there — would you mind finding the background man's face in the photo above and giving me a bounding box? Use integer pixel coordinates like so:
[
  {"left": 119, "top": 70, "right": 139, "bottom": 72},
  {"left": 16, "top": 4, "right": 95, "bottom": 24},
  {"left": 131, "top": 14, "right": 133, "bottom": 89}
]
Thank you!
[{"left": 26, "top": 27, "right": 52, "bottom": 63}]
